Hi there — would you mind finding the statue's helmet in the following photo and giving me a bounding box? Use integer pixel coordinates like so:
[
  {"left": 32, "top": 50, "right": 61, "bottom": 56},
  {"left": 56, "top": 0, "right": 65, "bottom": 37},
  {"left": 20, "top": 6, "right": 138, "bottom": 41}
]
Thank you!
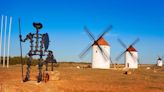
[{"left": 33, "top": 22, "right": 43, "bottom": 30}]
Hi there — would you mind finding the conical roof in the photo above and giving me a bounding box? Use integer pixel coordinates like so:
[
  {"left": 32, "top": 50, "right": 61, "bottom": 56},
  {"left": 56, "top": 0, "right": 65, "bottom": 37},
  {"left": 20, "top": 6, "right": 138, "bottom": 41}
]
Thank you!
[
  {"left": 126, "top": 45, "right": 137, "bottom": 52},
  {"left": 158, "top": 57, "right": 162, "bottom": 60},
  {"left": 93, "top": 37, "right": 110, "bottom": 46}
]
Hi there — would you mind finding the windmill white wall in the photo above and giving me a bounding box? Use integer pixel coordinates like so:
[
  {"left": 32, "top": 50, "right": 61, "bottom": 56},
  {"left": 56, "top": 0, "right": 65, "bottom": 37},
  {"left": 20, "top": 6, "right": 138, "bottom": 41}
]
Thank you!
[
  {"left": 125, "top": 51, "right": 138, "bottom": 69},
  {"left": 157, "top": 59, "right": 163, "bottom": 66},
  {"left": 92, "top": 45, "right": 110, "bottom": 69}
]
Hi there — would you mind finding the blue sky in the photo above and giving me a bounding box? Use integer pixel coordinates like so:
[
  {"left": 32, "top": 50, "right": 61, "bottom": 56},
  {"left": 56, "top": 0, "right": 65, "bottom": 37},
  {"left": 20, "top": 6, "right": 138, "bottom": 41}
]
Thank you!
[{"left": 0, "top": 0, "right": 164, "bottom": 63}]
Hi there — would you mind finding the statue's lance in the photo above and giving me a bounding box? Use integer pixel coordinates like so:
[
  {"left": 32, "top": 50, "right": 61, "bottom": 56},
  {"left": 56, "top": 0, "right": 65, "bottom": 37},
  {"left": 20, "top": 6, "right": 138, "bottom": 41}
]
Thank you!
[{"left": 18, "top": 18, "right": 24, "bottom": 81}]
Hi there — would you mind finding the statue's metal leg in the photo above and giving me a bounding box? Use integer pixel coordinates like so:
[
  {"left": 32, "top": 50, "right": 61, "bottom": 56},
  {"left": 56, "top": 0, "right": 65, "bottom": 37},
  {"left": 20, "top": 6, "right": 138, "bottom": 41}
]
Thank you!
[
  {"left": 51, "top": 62, "right": 53, "bottom": 71},
  {"left": 24, "top": 56, "right": 32, "bottom": 82},
  {"left": 46, "top": 62, "right": 48, "bottom": 71},
  {"left": 37, "top": 58, "right": 43, "bottom": 83}
]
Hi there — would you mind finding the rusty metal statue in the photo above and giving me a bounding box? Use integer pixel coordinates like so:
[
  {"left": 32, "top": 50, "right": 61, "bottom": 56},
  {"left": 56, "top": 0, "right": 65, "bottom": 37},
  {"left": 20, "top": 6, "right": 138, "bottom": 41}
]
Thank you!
[{"left": 19, "top": 22, "right": 57, "bottom": 83}]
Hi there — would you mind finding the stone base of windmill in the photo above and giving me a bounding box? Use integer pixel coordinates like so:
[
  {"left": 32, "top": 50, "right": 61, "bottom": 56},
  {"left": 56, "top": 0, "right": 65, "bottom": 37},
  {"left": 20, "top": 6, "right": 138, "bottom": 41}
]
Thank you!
[{"left": 43, "top": 71, "right": 60, "bottom": 81}]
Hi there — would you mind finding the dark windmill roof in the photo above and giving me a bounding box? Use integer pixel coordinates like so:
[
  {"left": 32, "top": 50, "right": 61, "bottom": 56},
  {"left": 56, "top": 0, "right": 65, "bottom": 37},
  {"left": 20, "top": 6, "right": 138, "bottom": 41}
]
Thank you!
[
  {"left": 126, "top": 45, "right": 137, "bottom": 52},
  {"left": 158, "top": 57, "right": 162, "bottom": 60},
  {"left": 93, "top": 37, "right": 110, "bottom": 46}
]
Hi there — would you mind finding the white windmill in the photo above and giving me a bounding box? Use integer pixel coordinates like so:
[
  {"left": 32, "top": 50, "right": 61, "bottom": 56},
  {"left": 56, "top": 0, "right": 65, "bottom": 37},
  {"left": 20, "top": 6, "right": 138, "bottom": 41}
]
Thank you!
[
  {"left": 79, "top": 25, "right": 112, "bottom": 69},
  {"left": 116, "top": 38, "right": 140, "bottom": 69},
  {"left": 156, "top": 56, "right": 163, "bottom": 67}
]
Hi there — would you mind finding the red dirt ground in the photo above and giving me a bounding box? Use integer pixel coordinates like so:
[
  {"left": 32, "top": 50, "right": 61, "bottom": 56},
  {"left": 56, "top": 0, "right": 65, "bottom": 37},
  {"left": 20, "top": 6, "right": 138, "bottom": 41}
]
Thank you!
[{"left": 0, "top": 63, "right": 163, "bottom": 92}]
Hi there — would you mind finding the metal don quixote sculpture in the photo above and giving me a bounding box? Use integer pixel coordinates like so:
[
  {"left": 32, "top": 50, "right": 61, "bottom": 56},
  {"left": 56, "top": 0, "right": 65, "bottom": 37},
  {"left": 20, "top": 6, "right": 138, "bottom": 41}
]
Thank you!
[{"left": 19, "top": 19, "right": 57, "bottom": 83}]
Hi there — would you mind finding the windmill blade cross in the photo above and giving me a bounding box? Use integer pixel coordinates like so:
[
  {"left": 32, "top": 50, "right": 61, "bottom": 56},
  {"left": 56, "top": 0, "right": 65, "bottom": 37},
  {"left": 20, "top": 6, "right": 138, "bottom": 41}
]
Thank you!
[
  {"left": 79, "top": 26, "right": 97, "bottom": 59},
  {"left": 84, "top": 26, "right": 96, "bottom": 41},
  {"left": 79, "top": 43, "right": 93, "bottom": 59},
  {"left": 97, "top": 25, "right": 112, "bottom": 41},
  {"left": 117, "top": 38, "right": 127, "bottom": 49},
  {"left": 115, "top": 50, "right": 126, "bottom": 62},
  {"left": 131, "top": 38, "right": 140, "bottom": 46},
  {"left": 109, "top": 56, "right": 113, "bottom": 65},
  {"left": 80, "top": 25, "right": 112, "bottom": 62},
  {"left": 161, "top": 56, "right": 164, "bottom": 59}
]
